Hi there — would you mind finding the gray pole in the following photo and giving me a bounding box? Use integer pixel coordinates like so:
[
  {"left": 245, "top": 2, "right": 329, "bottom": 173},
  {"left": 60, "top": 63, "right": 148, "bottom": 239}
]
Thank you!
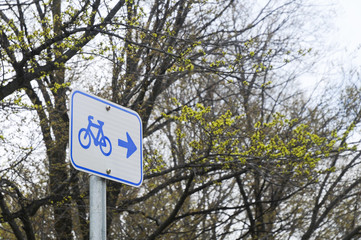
[{"left": 90, "top": 175, "right": 106, "bottom": 240}]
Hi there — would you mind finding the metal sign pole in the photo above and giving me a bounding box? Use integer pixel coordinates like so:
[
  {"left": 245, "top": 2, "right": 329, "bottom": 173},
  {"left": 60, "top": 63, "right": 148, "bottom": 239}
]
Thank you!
[{"left": 90, "top": 175, "right": 106, "bottom": 240}]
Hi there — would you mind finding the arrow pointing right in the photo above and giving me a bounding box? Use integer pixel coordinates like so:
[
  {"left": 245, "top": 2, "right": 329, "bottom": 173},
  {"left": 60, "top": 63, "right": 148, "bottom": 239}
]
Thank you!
[{"left": 118, "top": 132, "right": 137, "bottom": 158}]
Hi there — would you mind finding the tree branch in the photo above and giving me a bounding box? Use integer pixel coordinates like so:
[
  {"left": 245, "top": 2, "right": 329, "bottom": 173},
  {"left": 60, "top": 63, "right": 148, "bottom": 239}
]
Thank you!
[{"left": 147, "top": 171, "right": 194, "bottom": 240}]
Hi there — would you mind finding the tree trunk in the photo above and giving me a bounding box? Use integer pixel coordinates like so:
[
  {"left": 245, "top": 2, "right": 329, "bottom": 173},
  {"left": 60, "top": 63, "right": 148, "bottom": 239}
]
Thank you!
[{"left": 50, "top": 0, "right": 73, "bottom": 239}]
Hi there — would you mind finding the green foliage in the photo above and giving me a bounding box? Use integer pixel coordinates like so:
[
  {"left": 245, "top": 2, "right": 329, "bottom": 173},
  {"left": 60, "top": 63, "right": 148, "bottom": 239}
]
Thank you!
[
  {"left": 165, "top": 105, "right": 342, "bottom": 180},
  {"left": 247, "top": 114, "right": 337, "bottom": 178},
  {"left": 163, "top": 104, "right": 241, "bottom": 165}
]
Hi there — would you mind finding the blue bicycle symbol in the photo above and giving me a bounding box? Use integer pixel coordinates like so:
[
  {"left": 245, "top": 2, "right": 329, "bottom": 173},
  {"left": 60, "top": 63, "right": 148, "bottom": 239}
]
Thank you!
[{"left": 78, "top": 115, "right": 112, "bottom": 156}]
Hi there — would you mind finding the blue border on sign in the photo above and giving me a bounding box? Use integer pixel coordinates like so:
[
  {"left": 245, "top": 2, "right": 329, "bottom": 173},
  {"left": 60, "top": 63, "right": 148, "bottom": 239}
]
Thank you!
[{"left": 70, "top": 90, "right": 143, "bottom": 187}]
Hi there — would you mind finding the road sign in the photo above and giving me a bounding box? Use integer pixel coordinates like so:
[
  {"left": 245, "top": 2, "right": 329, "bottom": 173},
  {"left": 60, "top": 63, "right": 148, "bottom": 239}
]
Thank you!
[{"left": 69, "top": 90, "right": 143, "bottom": 187}]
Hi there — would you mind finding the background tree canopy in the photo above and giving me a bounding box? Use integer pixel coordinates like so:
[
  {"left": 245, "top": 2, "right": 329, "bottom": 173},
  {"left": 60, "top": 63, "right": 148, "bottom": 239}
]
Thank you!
[{"left": 1, "top": 0, "right": 361, "bottom": 239}]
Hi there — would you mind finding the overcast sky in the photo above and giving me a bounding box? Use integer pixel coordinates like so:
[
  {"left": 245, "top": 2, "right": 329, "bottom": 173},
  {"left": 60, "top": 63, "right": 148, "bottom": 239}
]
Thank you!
[
  {"left": 326, "top": 0, "right": 361, "bottom": 67},
  {"left": 335, "top": 0, "right": 361, "bottom": 51},
  {"left": 297, "top": 0, "right": 361, "bottom": 91}
]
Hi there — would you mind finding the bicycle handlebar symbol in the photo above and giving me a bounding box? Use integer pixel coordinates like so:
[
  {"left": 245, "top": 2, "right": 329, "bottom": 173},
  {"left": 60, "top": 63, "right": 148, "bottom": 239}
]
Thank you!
[{"left": 78, "top": 115, "right": 112, "bottom": 156}]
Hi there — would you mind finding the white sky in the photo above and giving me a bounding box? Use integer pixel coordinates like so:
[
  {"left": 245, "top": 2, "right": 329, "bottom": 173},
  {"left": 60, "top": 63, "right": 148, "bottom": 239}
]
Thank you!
[
  {"left": 325, "top": 0, "right": 361, "bottom": 67},
  {"left": 298, "top": 0, "right": 361, "bottom": 91},
  {"left": 334, "top": 0, "right": 361, "bottom": 51}
]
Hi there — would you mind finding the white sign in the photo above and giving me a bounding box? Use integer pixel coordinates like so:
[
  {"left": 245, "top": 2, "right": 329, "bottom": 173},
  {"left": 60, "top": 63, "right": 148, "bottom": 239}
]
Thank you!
[{"left": 69, "top": 90, "right": 143, "bottom": 187}]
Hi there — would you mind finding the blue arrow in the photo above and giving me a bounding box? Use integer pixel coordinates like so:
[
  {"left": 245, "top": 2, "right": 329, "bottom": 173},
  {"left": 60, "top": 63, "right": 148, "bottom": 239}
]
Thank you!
[{"left": 118, "top": 132, "right": 137, "bottom": 158}]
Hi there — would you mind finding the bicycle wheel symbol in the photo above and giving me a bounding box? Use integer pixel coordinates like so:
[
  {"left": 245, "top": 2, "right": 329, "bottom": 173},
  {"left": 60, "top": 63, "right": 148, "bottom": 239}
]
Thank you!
[
  {"left": 78, "top": 115, "right": 112, "bottom": 156},
  {"left": 78, "top": 128, "right": 91, "bottom": 149}
]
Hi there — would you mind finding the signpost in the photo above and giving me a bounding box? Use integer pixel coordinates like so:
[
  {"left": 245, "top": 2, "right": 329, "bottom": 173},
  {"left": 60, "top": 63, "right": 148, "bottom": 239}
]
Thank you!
[{"left": 69, "top": 89, "right": 143, "bottom": 239}]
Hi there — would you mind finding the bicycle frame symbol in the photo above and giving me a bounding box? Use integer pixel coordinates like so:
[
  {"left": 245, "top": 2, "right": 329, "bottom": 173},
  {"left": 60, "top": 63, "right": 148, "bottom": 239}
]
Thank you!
[{"left": 78, "top": 115, "right": 112, "bottom": 156}]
